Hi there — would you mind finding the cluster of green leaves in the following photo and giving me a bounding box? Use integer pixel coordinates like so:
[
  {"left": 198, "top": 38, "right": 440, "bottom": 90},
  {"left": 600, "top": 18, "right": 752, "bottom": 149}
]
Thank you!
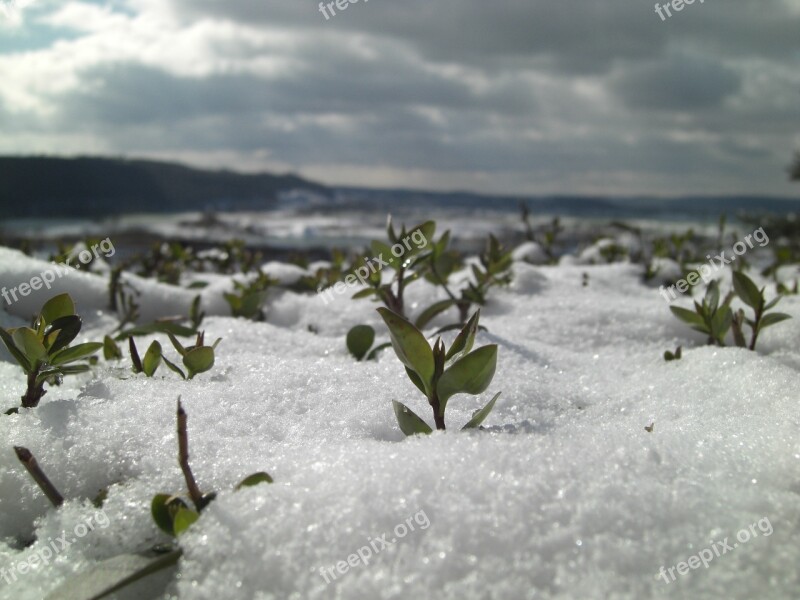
[
  {"left": 519, "top": 203, "right": 563, "bottom": 264},
  {"left": 670, "top": 272, "right": 791, "bottom": 351},
  {"left": 421, "top": 232, "right": 513, "bottom": 327},
  {"left": 378, "top": 308, "right": 500, "bottom": 434},
  {"left": 670, "top": 280, "right": 733, "bottom": 347},
  {"left": 0, "top": 294, "right": 102, "bottom": 409},
  {"left": 730, "top": 271, "right": 791, "bottom": 350},
  {"left": 288, "top": 249, "right": 350, "bottom": 293},
  {"left": 224, "top": 272, "right": 276, "bottom": 321},
  {"left": 353, "top": 219, "right": 435, "bottom": 317},
  {"left": 49, "top": 238, "right": 105, "bottom": 273},
  {"left": 109, "top": 266, "right": 141, "bottom": 331},
  {"left": 136, "top": 241, "right": 194, "bottom": 285},
  {"left": 125, "top": 332, "right": 220, "bottom": 380}
]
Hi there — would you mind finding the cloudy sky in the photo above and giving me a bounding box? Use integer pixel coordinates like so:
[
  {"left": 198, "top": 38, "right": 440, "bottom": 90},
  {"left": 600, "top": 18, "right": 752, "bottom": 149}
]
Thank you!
[{"left": 1, "top": 0, "right": 799, "bottom": 197}]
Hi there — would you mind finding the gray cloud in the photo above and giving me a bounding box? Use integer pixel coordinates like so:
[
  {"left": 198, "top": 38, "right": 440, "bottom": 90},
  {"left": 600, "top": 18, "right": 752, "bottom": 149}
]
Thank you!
[{"left": 0, "top": 0, "right": 797, "bottom": 196}]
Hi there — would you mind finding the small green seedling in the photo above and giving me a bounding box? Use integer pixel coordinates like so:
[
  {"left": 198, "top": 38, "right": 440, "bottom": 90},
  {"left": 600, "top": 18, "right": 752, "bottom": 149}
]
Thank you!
[
  {"left": 0, "top": 293, "right": 102, "bottom": 408},
  {"left": 152, "top": 399, "right": 272, "bottom": 537},
  {"left": 128, "top": 338, "right": 163, "bottom": 377},
  {"left": 378, "top": 308, "right": 501, "bottom": 434},
  {"left": 189, "top": 295, "right": 205, "bottom": 329},
  {"left": 670, "top": 280, "right": 732, "bottom": 346},
  {"left": 165, "top": 331, "right": 221, "bottom": 379},
  {"left": 354, "top": 218, "right": 435, "bottom": 318},
  {"left": 224, "top": 273, "right": 275, "bottom": 321},
  {"left": 663, "top": 346, "right": 682, "bottom": 362},
  {"left": 346, "top": 325, "right": 390, "bottom": 361},
  {"left": 422, "top": 232, "right": 513, "bottom": 326},
  {"left": 730, "top": 271, "right": 791, "bottom": 350}
]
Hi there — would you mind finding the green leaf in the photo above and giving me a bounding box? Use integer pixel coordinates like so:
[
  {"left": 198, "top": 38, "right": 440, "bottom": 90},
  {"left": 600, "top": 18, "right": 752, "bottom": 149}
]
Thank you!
[
  {"left": 167, "top": 332, "right": 187, "bottom": 357},
  {"left": 370, "top": 241, "right": 398, "bottom": 269},
  {"left": 103, "top": 335, "right": 122, "bottom": 361},
  {"left": 45, "top": 315, "right": 82, "bottom": 354},
  {"left": 151, "top": 494, "right": 176, "bottom": 535},
  {"left": 129, "top": 337, "right": 143, "bottom": 373},
  {"left": 445, "top": 310, "right": 480, "bottom": 361},
  {"left": 351, "top": 288, "right": 376, "bottom": 299},
  {"left": 392, "top": 400, "right": 433, "bottom": 436},
  {"left": 405, "top": 367, "right": 427, "bottom": 396},
  {"left": 50, "top": 342, "right": 103, "bottom": 366},
  {"left": 237, "top": 291, "right": 267, "bottom": 319},
  {"left": 162, "top": 355, "right": 187, "bottom": 379},
  {"left": 346, "top": 325, "right": 375, "bottom": 361},
  {"left": 710, "top": 306, "right": 732, "bottom": 342},
  {"left": 172, "top": 507, "right": 199, "bottom": 535},
  {"left": 0, "top": 328, "right": 32, "bottom": 372},
  {"left": 42, "top": 549, "right": 182, "bottom": 600},
  {"left": 56, "top": 364, "right": 92, "bottom": 376},
  {"left": 183, "top": 346, "right": 215, "bottom": 378},
  {"left": 142, "top": 341, "right": 162, "bottom": 377},
  {"left": 437, "top": 345, "right": 498, "bottom": 412},
  {"left": 760, "top": 312, "right": 791, "bottom": 329},
  {"left": 704, "top": 280, "right": 720, "bottom": 309},
  {"left": 114, "top": 321, "right": 196, "bottom": 341},
  {"left": 235, "top": 472, "right": 274, "bottom": 490},
  {"left": 40, "top": 293, "right": 75, "bottom": 325},
  {"left": 12, "top": 327, "right": 48, "bottom": 363},
  {"left": 763, "top": 296, "right": 782, "bottom": 311},
  {"left": 462, "top": 392, "right": 501, "bottom": 430},
  {"left": 732, "top": 271, "right": 763, "bottom": 310},
  {"left": 670, "top": 306, "right": 706, "bottom": 329},
  {"left": 415, "top": 300, "right": 456, "bottom": 330},
  {"left": 377, "top": 308, "right": 435, "bottom": 396}
]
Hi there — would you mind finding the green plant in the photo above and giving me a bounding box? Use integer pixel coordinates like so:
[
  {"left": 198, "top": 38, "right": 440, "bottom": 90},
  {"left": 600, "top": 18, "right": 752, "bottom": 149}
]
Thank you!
[
  {"left": 353, "top": 218, "right": 435, "bottom": 318},
  {"left": 224, "top": 272, "right": 275, "bottom": 320},
  {"left": 422, "top": 233, "right": 512, "bottom": 326},
  {"left": 378, "top": 308, "right": 501, "bottom": 434},
  {"left": 165, "top": 331, "right": 221, "bottom": 379},
  {"left": 663, "top": 346, "right": 682, "bottom": 361},
  {"left": 345, "top": 324, "right": 390, "bottom": 361},
  {"left": 151, "top": 399, "right": 272, "bottom": 537},
  {"left": 128, "top": 338, "right": 163, "bottom": 377},
  {"left": 109, "top": 265, "right": 141, "bottom": 332},
  {"left": 777, "top": 279, "right": 798, "bottom": 296},
  {"left": 669, "top": 281, "right": 733, "bottom": 347},
  {"left": 189, "top": 295, "right": 205, "bottom": 329},
  {"left": 730, "top": 271, "right": 791, "bottom": 351},
  {"left": 0, "top": 293, "right": 102, "bottom": 409}
]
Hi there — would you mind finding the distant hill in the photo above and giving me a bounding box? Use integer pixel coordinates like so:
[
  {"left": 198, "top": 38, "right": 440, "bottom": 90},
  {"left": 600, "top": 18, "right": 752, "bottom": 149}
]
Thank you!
[
  {"left": 0, "top": 155, "right": 796, "bottom": 221},
  {"left": 0, "top": 156, "right": 328, "bottom": 218}
]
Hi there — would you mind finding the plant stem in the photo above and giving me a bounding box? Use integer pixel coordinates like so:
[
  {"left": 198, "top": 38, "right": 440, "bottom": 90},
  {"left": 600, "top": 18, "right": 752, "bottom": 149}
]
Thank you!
[
  {"left": 395, "top": 266, "right": 406, "bottom": 317},
  {"left": 21, "top": 370, "right": 46, "bottom": 408},
  {"left": 14, "top": 446, "right": 64, "bottom": 507},
  {"left": 176, "top": 399, "right": 204, "bottom": 511},
  {"left": 749, "top": 304, "right": 764, "bottom": 351},
  {"left": 430, "top": 393, "right": 446, "bottom": 431}
]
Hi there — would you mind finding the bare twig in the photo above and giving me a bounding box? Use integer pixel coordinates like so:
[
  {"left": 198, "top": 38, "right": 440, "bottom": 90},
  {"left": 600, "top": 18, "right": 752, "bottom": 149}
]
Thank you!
[
  {"left": 14, "top": 446, "right": 64, "bottom": 507},
  {"left": 176, "top": 398, "right": 204, "bottom": 511}
]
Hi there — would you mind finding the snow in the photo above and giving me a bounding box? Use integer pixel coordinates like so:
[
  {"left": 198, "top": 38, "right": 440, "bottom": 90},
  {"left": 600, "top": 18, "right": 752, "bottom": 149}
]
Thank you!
[{"left": 0, "top": 244, "right": 799, "bottom": 599}]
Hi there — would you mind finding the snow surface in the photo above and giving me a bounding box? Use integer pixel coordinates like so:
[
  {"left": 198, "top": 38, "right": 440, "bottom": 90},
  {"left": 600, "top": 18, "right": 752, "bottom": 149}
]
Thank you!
[{"left": 0, "top": 246, "right": 799, "bottom": 600}]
